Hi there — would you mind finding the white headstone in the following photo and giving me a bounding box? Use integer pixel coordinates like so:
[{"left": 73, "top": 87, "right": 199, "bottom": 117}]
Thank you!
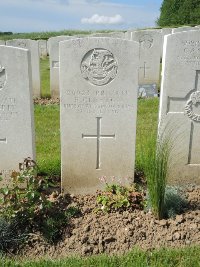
[
  {"left": 172, "top": 26, "right": 199, "bottom": 33},
  {"left": 6, "top": 39, "right": 41, "bottom": 98},
  {"left": 161, "top": 28, "right": 172, "bottom": 58},
  {"left": 60, "top": 37, "right": 139, "bottom": 194},
  {"left": 49, "top": 36, "right": 74, "bottom": 98},
  {"left": 0, "top": 45, "right": 35, "bottom": 185},
  {"left": 90, "top": 32, "right": 125, "bottom": 38},
  {"left": 124, "top": 31, "right": 132, "bottom": 40},
  {"left": 159, "top": 31, "right": 200, "bottom": 185},
  {"left": 131, "top": 29, "right": 162, "bottom": 87},
  {"left": 38, "top": 40, "right": 48, "bottom": 58}
]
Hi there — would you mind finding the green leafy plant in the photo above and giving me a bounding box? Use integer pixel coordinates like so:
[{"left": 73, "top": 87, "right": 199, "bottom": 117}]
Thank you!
[
  {"left": 0, "top": 157, "right": 51, "bottom": 221},
  {"left": 0, "top": 158, "right": 79, "bottom": 243},
  {"left": 96, "top": 176, "right": 145, "bottom": 212}
]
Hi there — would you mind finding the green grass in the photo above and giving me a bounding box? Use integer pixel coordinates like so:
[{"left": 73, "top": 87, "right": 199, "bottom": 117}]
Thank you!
[
  {"left": 34, "top": 104, "right": 60, "bottom": 176},
  {"left": 135, "top": 98, "right": 159, "bottom": 171},
  {"left": 1, "top": 246, "right": 200, "bottom": 266},
  {"left": 40, "top": 58, "right": 50, "bottom": 98}
]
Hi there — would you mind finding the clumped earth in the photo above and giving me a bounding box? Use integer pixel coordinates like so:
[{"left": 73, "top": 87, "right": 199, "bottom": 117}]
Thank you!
[{"left": 20, "top": 186, "right": 200, "bottom": 259}]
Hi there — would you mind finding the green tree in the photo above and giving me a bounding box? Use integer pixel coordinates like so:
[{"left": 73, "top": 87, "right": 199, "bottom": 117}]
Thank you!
[{"left": 157, "top": 0, "right": 200, "bottom": 27}]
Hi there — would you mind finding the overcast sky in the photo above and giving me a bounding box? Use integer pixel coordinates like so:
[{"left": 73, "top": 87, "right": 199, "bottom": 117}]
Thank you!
[{"left": 0, "top": 0, "right": 163, "bottom": 33}]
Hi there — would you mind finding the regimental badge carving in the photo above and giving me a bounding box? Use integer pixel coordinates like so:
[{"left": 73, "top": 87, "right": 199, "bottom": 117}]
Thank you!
[
  {"left": 0, "top": 64, "right": 6, "bottom": 90},
  {"left": 80, "top": 48, "right": 118, "bottom": 86},
  {"left": 139, "top": 34, "right": 153, "bottom": 49},
  {"left": 185, "top": 91, "right": 200, "bottom": 122}
]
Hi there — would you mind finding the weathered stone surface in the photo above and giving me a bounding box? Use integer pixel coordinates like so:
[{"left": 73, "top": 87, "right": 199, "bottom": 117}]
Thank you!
[
  {"left": 90, "top": 32, "right": 125, "bottom": 38},
  {"left": 6, "top": 39, "right": 41, "bottom": 98},
  {"left": 172, "top": 27, "right": 199, "bottom": 34},
  {"left": 0, "top": 46, "right": 35, "bottom": 185},
  {"left": 159, "top": 31, "right": 200, "bottom": 185},
  {"left": 161, "top": 28, "right": 172, "bottom": 58},
  {"left": 60, "top": 37, "right": 139, "bottom": 194},
  {"left": 131, "top": 29, "right": 162, "bottom": 86},
  {"left": 0, "top": 40, "right": 5, "bottom": 45}
]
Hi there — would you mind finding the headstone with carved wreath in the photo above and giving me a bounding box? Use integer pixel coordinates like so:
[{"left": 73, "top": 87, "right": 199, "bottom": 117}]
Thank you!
[
  {"left": 0, "top": 46, "right": 35, "bottom": 186},
  {"left": 131, "top": 29, "right": 162, "bottom": 87},
  {"left": 60, "top": 37, "right": 139, "bottom": 194},
  {"left": 159, "top": 31, "right": 200, "bottom": 185},
  {"left": 6, "top": 39, "right": 41, "bottom": 98}
]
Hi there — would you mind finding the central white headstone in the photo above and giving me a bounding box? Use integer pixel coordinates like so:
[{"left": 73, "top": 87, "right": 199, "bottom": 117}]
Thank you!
[{"left": 60, "top": 37, "right": 139, "bottom": 194}]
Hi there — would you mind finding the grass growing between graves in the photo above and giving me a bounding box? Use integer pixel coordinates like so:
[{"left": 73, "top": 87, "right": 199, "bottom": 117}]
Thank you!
[
  {"left": 40, "top": 58, "right": 51, "bottom": 98},
  {"left": 135, "top": 98, "right": 159, "bottom": 171},
  {"left": 34, "top": 104, "right": 60, "bottom": 176},
  {"left": 1, "top": 246, "right": 200, "bottom": 266}
]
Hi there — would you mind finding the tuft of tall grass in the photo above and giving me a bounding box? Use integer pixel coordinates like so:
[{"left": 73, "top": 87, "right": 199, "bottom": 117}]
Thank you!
[{"left": 138, "top": 125, "right": 172, "bottom": 219}]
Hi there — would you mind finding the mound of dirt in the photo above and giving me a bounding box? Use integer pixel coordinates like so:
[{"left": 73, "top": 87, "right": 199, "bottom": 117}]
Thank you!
[{"left": 19, "top": 186, "right": 200, "bottom": 259}]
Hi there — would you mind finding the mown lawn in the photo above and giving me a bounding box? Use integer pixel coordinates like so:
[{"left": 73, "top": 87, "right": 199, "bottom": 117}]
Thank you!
[{"left": 1, "top": 246, "right": 200, "bottom": 266}]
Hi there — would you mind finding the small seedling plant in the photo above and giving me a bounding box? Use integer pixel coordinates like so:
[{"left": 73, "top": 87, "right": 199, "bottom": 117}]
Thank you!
[{"left": 96, "top": 176, "right": 145, "bottom": 212}]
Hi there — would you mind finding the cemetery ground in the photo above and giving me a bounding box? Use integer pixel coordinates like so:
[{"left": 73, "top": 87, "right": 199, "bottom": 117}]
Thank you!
[{"left": 0, "top": 57, "right": 199, "bottom": 266}]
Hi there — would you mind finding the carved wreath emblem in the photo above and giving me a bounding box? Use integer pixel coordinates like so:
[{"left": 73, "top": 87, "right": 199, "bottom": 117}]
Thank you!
[
  {"left": 80, "top": 48, "right": 118, "bottom": 86},
  {"left": 185, "top": 91, "right": 200, "bottom": 122},
  {"left": 0, "top": 64, "right": 6, "bottom": 90}
]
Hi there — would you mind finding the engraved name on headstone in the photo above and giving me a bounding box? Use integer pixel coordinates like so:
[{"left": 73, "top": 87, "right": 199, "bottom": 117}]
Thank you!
[{"left": 60, "top": 37, "right": 139, "bottom": 194}]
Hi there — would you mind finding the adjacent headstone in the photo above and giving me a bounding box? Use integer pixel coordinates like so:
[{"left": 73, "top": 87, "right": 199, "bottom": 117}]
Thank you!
[
  {"left": 159, "top": 31, "right": 200, "bottom": 185},
  {"left": 161, "top": 28, "right": 172, "bottom": 58},
  {"left": 90, "top": 32, "right": 125, "bottom": 38},
  {"left": 124, "top": 31, "right": 132, "bottom": 40},
  {"left": 0, "top": 45, "right": 35, "bottom": 185},
  {"left": 60, "top": 37, "right": 139, "bottom": 194},
  {"left": 131, "top": 29, "right": 162, "bottom": 87},
  {"left": 138, "top": 84, "right": 158, "bottom": 98},
  {"left": 49, "top": 36, "right": 74, "bottom": 98},
  {"left": 38, "top": 40, "right": 48, "bottom": 58},
  {"left": 6, "top": 39, "right": 41, "bottom": 98},
  {"left": 172, "top": 26, "right": 199, "bottom": 33}
]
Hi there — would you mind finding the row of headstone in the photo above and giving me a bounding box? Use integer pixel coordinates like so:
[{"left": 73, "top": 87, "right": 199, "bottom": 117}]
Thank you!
[{"left": 1, "top": 29, "right": 200, "bottom": 194}]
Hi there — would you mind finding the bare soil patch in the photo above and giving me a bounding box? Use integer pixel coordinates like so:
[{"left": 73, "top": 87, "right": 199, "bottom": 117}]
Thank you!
[{"left": 19, "top": 186, "right": 200, "bottom": 259}]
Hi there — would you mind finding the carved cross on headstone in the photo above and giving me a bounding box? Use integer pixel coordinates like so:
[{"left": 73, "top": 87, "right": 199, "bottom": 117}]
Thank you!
[
  {"left": 139, "top": 61, "right": 150, "bottom": 79},
  {"left": 167, "top": 70, "right": 200, "bottom": 165},
  {"left": 82, "top": 117, "right": 115, "bottom": 169}
]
